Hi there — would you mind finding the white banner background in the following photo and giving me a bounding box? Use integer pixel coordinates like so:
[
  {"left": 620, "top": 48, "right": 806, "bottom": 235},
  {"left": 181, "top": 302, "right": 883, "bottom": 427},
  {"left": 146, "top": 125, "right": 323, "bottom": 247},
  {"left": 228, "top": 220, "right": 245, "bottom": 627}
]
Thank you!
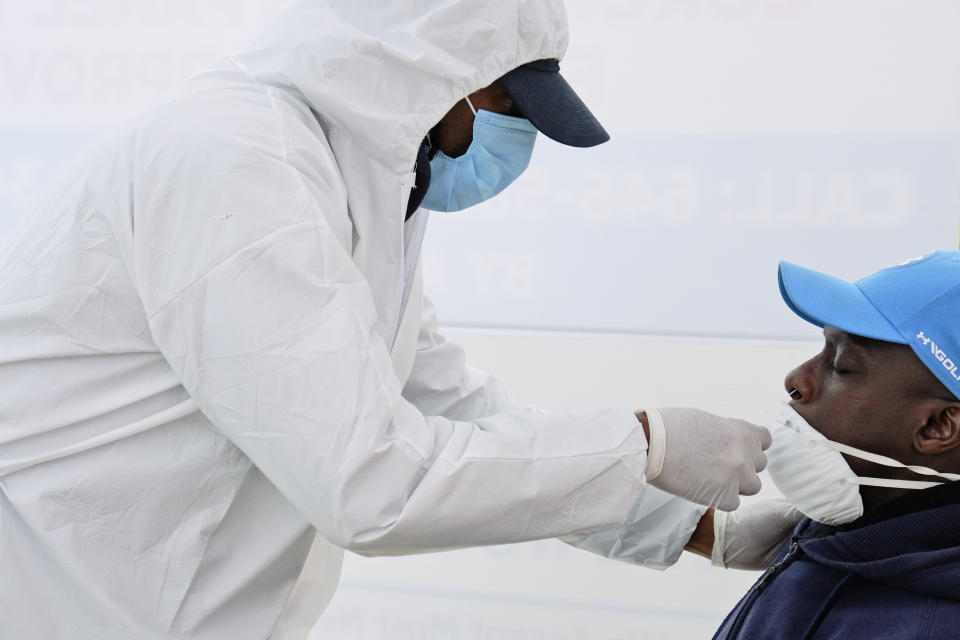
[{"left": 2, "top": 1, "right": 958, "bottom": 337}]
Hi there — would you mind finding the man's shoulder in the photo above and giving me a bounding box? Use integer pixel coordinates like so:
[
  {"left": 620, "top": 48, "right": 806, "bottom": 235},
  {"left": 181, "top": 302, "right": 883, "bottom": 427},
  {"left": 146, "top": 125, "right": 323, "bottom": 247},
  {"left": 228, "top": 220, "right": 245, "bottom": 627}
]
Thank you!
[
  {"left": 793, "top": 497, "right": 960, "bottom": 609},
  {"left": 136, "top": 84, "right": 298, "bottom": 163},
  {"left": 104, "top": 78, "right": 340, "bottom": 204}
]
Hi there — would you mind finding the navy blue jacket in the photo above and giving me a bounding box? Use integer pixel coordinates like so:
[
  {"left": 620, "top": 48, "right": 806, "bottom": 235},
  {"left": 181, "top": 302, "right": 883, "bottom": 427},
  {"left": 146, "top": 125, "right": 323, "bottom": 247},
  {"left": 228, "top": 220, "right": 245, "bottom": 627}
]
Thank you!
[{"left": 714, "top": 482, "right": 960, "bottom": 640}]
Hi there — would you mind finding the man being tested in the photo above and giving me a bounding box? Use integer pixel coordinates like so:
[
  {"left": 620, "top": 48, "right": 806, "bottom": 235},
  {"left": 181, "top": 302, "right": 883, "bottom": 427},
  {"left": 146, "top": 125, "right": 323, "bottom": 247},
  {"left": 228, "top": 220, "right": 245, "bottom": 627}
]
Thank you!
[
  {"left": 707, "top": 252, "right": 960, "bottom": 639},
  {"left": 0, "top": 1, "right": 777, "bottom": 637}
]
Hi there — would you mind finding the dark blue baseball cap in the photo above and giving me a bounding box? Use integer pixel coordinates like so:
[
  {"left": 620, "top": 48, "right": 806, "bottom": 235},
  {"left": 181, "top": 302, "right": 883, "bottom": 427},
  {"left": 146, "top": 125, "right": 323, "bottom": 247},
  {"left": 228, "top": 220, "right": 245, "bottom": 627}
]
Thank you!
[
  {"left": 778, "top": 251, "right": 960, "bottom": 400},
  {"left": 500, "top": 58, "right": 609, "bottom": 148}
]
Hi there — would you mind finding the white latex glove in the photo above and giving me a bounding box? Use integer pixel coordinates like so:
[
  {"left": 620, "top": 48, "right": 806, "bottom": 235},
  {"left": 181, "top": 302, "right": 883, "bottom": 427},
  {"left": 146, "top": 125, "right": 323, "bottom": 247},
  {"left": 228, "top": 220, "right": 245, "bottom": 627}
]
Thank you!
[
  {"left": 644, "top": 407, "right": 771, "bottom": 512},
  {"left": 711, "top": 498, "right": 804, "bottom": 570}
]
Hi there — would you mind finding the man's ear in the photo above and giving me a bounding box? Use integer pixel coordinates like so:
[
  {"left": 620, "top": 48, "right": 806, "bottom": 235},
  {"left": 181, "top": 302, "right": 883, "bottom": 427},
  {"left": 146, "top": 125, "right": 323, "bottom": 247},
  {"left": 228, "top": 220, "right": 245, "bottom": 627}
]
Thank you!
[{"left": 915, "top": 404, "right": 960, "bottom": 455}]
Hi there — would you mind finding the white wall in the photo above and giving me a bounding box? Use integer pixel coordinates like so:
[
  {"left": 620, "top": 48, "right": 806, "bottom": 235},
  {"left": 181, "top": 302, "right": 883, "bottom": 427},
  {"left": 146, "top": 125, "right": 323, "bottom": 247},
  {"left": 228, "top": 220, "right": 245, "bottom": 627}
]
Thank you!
[{"left": 311, "top": 328, "right": 821, "bottom": 639}]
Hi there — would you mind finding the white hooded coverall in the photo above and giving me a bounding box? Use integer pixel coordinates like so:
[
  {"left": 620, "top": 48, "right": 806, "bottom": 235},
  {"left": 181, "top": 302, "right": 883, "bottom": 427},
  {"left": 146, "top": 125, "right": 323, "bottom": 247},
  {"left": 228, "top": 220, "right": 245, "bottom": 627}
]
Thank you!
[{"left": 0, "top": 1, "right": 704, "bottom": 637}]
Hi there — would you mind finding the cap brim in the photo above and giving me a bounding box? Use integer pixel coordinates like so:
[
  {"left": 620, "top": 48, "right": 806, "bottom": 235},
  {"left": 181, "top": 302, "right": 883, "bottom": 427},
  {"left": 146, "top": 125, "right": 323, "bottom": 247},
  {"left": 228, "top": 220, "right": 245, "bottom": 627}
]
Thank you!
[
  {"left": 500, "top": 62, "right": 609, "bottom": 148},
  {"left": 778, "top": 261, "right": 905, "bottom": 343}
]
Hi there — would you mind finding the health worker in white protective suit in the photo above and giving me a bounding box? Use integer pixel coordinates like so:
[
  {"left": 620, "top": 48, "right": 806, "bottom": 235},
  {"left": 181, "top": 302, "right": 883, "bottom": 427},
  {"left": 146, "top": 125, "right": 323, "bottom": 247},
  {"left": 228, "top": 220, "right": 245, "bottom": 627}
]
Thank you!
[{"left": 0, "top": 1, "right": 797, "bottom": 638}]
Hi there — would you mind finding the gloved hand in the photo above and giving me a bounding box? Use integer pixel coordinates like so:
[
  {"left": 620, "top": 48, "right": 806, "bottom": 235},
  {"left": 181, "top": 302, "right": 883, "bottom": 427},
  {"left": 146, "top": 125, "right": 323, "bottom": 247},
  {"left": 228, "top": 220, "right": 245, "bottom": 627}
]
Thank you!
[
  {"left": 711, "top": 498, "right": 804, "bottom": 570},
  {"left": 643, "top": 407, "right": 771, "bottom": 512}
]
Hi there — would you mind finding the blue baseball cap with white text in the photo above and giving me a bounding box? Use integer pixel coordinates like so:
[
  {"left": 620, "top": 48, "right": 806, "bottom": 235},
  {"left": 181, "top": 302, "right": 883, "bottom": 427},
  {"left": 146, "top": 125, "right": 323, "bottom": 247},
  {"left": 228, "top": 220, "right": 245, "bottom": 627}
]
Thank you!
[{"left": 778, "top": 251, "right": 960, "bottom": 400}]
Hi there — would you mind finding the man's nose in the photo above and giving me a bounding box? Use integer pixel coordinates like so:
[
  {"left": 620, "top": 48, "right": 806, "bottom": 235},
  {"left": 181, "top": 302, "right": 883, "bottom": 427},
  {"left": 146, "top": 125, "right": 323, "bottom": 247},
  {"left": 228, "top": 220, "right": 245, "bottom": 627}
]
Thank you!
[{"left": 784, "top": 360, "right": 816, "bottom": 402}]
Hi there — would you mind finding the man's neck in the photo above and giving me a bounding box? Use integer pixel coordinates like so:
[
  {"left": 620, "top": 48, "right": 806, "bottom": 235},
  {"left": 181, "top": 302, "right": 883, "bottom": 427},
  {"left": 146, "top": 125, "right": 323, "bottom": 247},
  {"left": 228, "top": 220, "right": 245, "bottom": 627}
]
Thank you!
[
  {"left": 860, "top": 486, "right": 911, "bottom": 514},
  {"left": 844, "top": 481, "right": 960, "bottom": 532}
]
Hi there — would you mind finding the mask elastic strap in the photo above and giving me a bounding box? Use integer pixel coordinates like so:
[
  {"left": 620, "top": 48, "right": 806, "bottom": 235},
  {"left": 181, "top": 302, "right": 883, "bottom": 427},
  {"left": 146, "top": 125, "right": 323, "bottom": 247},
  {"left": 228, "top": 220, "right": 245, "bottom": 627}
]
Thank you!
[
  {"left": 465, "top": 96, "right": 478, "bottom": 116},
  {"left": 848, "top": 476, "right": 944, "bottom": 489},
  {"left": 821, "top": 439, "right": 960, "bottom": 482}
]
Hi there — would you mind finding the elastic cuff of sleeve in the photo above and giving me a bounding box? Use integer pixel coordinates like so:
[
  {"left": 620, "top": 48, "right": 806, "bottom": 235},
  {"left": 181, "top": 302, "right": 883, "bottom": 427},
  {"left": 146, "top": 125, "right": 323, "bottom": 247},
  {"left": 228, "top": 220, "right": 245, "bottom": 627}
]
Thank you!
[
  {"left": 711, "top": 508, "right": 728, "bottom": 568},
  {"left": 642, "top": 408, "right": 667, "bottom": 482}
]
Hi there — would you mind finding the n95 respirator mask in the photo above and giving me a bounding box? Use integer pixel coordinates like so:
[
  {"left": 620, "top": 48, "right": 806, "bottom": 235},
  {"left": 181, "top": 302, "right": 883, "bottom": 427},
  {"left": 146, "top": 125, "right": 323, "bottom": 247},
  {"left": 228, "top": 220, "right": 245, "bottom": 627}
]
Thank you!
[{"left": 766, "top": 403, "right": 960, "bottom": 526}]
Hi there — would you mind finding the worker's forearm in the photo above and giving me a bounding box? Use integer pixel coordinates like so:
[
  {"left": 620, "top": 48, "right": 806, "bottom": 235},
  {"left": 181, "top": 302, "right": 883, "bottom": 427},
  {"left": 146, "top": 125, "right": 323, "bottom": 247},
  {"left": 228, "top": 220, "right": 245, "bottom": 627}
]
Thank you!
[
  {"left": 636, "top": 409, "right": 714, "bottom": 558},
  {"left": 684, "top": 509, "right": 715, "bottom": 558},
  {"left": 635, "top": 410, "right": 651, "bottom": 442}
]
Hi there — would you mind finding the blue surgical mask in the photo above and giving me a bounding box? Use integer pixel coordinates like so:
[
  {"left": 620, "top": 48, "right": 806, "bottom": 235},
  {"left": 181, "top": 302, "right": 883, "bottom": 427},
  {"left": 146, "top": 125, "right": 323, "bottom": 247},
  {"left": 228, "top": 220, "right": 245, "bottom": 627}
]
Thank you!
[{"left": 421, "top": 96, "right": 537, "bottom": 212}]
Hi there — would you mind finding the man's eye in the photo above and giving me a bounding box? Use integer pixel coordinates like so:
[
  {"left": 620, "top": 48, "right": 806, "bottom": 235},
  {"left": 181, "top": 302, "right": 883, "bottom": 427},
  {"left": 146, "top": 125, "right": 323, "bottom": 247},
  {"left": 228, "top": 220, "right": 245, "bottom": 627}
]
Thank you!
[{"left": 831, "top": 361, "right": 854, "bottom": 375}]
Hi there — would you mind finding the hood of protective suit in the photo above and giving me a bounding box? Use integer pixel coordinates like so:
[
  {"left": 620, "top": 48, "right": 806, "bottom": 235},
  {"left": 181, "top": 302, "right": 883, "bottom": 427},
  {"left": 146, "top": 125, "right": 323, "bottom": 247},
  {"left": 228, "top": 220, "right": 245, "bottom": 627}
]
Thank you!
[
  {"left": 232, "top": 0, "right": 570, "bottom": 177},
  {"left": 226, "top": 0, "right": 573, "bottom": 347}
]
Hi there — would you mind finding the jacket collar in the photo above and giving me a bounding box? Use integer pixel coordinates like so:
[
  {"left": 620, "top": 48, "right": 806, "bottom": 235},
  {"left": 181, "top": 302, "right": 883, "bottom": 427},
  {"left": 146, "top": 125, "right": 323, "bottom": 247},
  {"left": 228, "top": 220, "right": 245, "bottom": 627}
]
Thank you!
[{"left": 795, "top": 482, "right": 960, "bottom": 600}]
